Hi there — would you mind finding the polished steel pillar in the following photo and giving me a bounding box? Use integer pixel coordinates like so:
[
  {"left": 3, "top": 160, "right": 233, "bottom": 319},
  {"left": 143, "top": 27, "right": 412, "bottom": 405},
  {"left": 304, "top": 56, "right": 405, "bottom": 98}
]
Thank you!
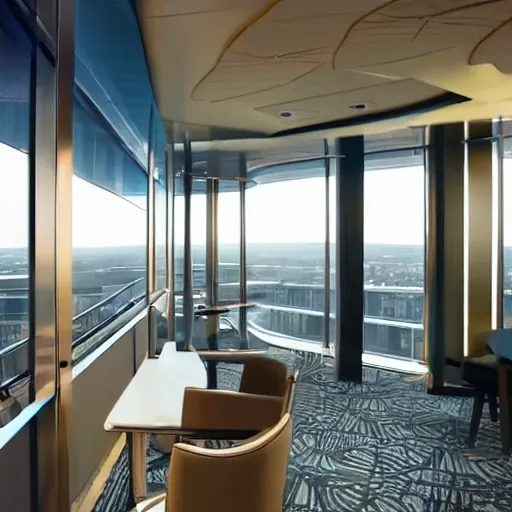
[
  {"left": 182, "top": 134, "right": 194, "bottom": 349},
  {"left": 425, "top": 124, "right": 465, "bottom": 389},
  {"left": 146, "top": 111, "right": 156, "bottom": 357},
  {"left": 206, "top": 178, "right": 219, "bottom": 307},
  {"left": 323, "top": 144, "right": 331, "bottom": 351},
  {"left": 333, "top": 136, "right": 364, "bottom": 383},
  {"left": 166, "top": 136, "right": 175, "bottom": 340},
  {"left": 239, "top": 174, "right": 249, "bottom": 348},
  {"left": 496, "top": 119, "right": 504, "bottom": 327},
  {"left": 466, "top": 121, "right": 495, "bottom": 356},
  {"left": 55, "top": 0, "right": 74, "bottom": 507}
]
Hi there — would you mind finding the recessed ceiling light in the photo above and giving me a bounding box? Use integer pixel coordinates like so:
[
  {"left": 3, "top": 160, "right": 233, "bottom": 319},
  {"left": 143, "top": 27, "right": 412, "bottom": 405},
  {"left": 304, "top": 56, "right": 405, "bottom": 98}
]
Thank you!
[
  {"left": 349, "top": 103, "right": 368, "bottom": 110},
  {"left": 279, "top": 111, "right": 293, "bottom": 118}
]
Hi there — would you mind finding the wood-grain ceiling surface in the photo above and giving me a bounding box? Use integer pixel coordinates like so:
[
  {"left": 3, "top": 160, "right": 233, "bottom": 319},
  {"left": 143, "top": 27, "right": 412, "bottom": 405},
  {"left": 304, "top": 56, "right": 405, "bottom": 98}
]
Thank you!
[{"left": 137, "top": 0, "right": 512, "bottom": 138}]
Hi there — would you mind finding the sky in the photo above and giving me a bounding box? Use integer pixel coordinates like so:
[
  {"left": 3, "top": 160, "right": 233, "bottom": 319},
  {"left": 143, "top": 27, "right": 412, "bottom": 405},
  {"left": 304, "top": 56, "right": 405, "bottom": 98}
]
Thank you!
[{"left": 2, "top": 141, "right": 512, "bottom": 248}]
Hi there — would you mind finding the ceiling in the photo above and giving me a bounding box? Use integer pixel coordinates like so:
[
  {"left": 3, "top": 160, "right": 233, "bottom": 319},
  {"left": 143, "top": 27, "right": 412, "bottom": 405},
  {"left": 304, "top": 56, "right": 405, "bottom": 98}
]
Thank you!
[{"left": 136, "top": 0, "right": 512, "bottom": 143}]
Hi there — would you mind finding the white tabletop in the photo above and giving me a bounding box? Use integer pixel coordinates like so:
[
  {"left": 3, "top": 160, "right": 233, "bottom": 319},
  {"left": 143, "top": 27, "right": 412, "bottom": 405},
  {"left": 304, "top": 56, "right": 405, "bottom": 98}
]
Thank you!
[
  {"left": 159, "top": 341, "right": 177, "bottom": 360},
  {"left": 104, "top": 351, "right": 207, "bottom": 432}
]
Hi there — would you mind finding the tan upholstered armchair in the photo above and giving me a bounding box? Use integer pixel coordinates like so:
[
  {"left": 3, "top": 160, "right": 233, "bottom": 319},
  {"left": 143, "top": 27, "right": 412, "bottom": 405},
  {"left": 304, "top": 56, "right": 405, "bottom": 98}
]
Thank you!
[
  {"left": 180, "top": 356, "right": 297, "bottom": 437},
  {"left": 134, "top": 413, "right": 293, "bottom": 512}
]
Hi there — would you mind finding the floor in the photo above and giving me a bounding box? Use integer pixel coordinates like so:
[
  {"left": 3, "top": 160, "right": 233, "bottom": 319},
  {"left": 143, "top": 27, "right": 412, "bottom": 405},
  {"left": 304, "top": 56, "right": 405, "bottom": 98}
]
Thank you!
[{"left": 94, "top": 350, "right": 512, "bottom": 511}]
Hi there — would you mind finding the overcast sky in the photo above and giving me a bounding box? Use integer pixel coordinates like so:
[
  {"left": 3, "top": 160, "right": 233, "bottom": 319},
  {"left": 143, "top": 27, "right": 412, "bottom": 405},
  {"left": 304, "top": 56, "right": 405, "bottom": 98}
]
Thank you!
[{"left": 2, "top": 141, "right": 511, "bottom": 248}]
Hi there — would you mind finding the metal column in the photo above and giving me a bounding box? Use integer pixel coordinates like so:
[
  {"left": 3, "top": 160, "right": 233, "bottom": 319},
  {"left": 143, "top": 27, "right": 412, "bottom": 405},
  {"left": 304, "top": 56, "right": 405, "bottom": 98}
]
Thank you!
[
  {"left": 55, "top": 0, "right": 75, "bottom": 507},
  {"left": 239, "top": 153, "right": 249, "bottom": 348},
  {"left": 333, "top": 136, "right": 364, "bottom": 383},
  {"left": 425, "top": 124, "right": 465, "bottom": 389},
  {"left": 182, "top": 134, "right": 194, "bottom": 350},
  {"left": 323, "top": 143, "right": 331, "bottom": 351},
  {"left": 206, "top": 178, "right": 219, "bottom": 307},
  {"left": 466, "top": 121, "right": 494, "bottom": 356},
  {"left": 166, "top": 136, "right": 175, "bottom": 341}
]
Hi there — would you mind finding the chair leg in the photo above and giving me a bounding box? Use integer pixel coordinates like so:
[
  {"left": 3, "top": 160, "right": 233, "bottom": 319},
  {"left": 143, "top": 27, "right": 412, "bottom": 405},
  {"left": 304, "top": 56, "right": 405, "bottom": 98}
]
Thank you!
[
  {"left": 488, "top": 393, "right": 498, "bottom": 422},
  {"left": 468, "top": 392, "right": 485, "bottom": 448}
]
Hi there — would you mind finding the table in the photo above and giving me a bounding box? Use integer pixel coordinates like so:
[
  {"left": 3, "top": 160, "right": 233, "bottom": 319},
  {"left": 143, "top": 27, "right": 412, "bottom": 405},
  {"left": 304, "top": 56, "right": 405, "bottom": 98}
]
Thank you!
[{"left": 104, "top": 351, "right": 207, "bottom": 507}]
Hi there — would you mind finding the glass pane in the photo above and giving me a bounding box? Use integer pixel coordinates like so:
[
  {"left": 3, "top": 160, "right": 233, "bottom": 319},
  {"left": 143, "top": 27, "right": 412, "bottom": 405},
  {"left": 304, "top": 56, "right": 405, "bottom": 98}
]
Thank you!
[
  {"left": 363, "top": 149, "right": 425, "bottom": 362},
  {"left": 174, "top": 174, "right": 185, "bottom": 345},
  {"left": 503, "top": 138, "right": 512, "bottom": 327},
  {"left": 152, "top": 111, "right": 167, "bottom": 292},
  {"left": 71, "top": 97, "right": 147, "bottom": 362},
  {"left": 246, "top": 172, "right": 326, "bottom": 350},
  {"left": 0, "top": 2, "right": 32, "bottom": 422},
  {"left": 218, "top": 182, "right": 240, "bottom": 303}
]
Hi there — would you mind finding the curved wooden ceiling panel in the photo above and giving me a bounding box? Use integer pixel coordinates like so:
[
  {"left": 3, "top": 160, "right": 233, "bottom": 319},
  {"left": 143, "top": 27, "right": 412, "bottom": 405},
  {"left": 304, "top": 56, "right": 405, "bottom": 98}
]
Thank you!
[{"left": 137, "top": 0, "right": 512, "bottom": 137}]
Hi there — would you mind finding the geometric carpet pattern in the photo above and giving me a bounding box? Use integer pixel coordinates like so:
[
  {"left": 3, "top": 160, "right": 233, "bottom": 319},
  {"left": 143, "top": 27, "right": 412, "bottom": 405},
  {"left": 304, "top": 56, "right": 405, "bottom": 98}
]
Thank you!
[{"left": 94, "top": 350, "right": 512, "bottom": 512}]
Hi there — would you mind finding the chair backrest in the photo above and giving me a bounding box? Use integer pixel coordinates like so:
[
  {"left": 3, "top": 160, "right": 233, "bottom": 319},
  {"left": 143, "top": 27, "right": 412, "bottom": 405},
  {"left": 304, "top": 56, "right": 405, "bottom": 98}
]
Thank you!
[
  {"left": 239, "top": 356, "right": 288, "bottom": 397},
  {"left": 166, "top": 414, "right": 293, "bottom": 512}
]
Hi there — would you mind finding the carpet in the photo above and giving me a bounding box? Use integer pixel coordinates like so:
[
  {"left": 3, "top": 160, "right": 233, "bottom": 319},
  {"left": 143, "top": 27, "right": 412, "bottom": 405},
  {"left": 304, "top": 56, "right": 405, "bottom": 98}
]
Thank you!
[{"left": 94, "top": 350, "right": 512, "bottom": 511}]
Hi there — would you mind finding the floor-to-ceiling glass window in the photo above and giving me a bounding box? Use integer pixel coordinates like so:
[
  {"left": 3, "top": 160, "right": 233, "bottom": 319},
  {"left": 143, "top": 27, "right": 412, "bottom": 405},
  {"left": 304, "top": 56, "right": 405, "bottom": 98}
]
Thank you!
[
  {"left": 218, "top": 182, "right": 240, "bottom": 303},
  {"left": 72, "top": 0, "right": 153, "bottom": 362},
  {"left": 502, "top": 134, "right": 512, "bottom": 326},
  {"left": 0, "top": 1, "right": 32, "bottom": 412},
  {"left": 174, "top": 174, "right": 185, "bottom": 344},
  {"left": 153, "top": 112, "right": 167, "bottom": 292},
  {"left": 245, "top": 160, "right": 326, "bottom": 350},
  {"left": 363, "top": 130, "right": 426, "bottom": 362},
  {"left": 72, "top": 94, "right": 148, "bottom": 361}
]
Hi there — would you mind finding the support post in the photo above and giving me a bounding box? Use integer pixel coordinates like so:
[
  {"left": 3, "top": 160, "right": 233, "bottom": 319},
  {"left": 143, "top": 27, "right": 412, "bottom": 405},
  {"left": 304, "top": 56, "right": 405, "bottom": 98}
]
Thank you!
[{"left": 333, "top": 136, "right": 364, "bottom": 383}]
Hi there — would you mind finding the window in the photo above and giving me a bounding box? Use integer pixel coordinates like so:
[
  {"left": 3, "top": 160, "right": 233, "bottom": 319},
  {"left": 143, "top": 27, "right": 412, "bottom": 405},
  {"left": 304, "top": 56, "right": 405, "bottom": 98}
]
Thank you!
[
  {"left": 0, "top": 2, "right": 32, "bottom": 389},
  {"left": 245, "top": 170, "right": 326, "bottom": 348},
  {"left": 152, "top": 112, "right": 167, "bottom": 291},
  {"left": 503, "top": 137, "right": 512, "bottom": 327},
  {"left": 71, "top": 95, "right": 147, "bottom": 361},
  {"left": 218, "top": 182, "right": 240, "bottom": 303},
  {"left": 363, "top": 143, "right": 425, "bottom": 361}
]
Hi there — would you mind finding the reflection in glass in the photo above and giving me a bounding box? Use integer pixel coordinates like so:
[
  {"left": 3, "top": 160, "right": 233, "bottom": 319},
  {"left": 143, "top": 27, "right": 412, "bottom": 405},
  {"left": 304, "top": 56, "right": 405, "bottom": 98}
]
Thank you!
[{"left": 363, "top": 151, "right": 425, "bottom": 361}]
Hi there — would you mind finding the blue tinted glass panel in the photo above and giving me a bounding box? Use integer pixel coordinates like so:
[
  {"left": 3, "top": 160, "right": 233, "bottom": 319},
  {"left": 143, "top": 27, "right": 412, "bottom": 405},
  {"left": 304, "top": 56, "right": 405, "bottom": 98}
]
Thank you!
[
  {"left": 75, "top": 0, "right": 152, "bottom": 168},
  {"left": 73, "top": 90, "right": 147, "bottom": 207},
  {"left": 0, "top": 3, "right": 31, "bottom": 420},
  {"left": 152, "top": 105, "right": 167, "bottom": 290},
  {"left": 72, "top": 96, "right": 147, "bottom": 363},
  {"left": 0, "top": 2, "right": 31, "bottom": 152}
]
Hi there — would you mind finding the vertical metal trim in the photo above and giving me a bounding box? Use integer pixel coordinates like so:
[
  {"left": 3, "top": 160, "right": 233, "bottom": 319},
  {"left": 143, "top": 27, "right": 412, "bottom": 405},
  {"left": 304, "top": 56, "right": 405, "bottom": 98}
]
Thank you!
[
  {"left": 206, "top": 179, "right": 214, "bottom": 305},
  {"left": 55, "top": 0, "right": 74, "bottom": 508},
  {"left": 425, "top": 126, "right": 442, "bottom": 385},
  {"left": 496, "top": 119, "right": 504, "bottom": 327},
  {"left": 166, "top": 134, "right": 175, "bottom": 340},
  {"left": 182, "top": 134, "right": 194, "bottom": 349},
  {"left": 32, "top": 46, "right": 59, "bottom": 512},
  {"left": 334, "top": 136, "right": 364, "bottom": 383},
  {"left": 323, "top": 140, "right": 331, "bottom": 350},
  {"left": 466, "top": 121, "right": 494, "bottom": 356},
  {"left": 146, "top": 108, "right": 155, "bottom": 356},
  {"left": 239, "top": 154, "right": 249, "bottom": 348}
]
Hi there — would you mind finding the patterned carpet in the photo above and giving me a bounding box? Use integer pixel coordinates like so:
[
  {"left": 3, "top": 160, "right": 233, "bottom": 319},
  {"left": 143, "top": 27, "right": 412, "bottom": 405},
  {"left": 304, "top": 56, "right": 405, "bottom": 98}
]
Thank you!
[{"left": 94, "top": 350, "right": 512, "bottom": 511}]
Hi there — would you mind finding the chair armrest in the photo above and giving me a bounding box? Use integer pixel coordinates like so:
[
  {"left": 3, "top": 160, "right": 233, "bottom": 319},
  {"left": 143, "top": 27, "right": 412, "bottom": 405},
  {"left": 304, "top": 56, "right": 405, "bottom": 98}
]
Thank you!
[
  {"left": 181, "top": 388, "right": 283, "bottom": 432},
  {"left": 195, "top": 349, "right": 267, "bottom": 363},
  {"left": 132, "top": 493, "right": 166, "bottom": 511}
]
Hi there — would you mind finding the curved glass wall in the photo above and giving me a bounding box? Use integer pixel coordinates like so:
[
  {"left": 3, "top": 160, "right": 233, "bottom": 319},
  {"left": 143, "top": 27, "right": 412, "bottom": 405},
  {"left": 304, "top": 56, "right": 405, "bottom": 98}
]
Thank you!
[
  {"left": 503, "top": 137, "right": 512, "bottom": 327},
  {"left": 245, "top": 174, "right": 326, "bottom": 349},
  {"left": 363, "top": 147, "right": 425, "bottom": 361}
]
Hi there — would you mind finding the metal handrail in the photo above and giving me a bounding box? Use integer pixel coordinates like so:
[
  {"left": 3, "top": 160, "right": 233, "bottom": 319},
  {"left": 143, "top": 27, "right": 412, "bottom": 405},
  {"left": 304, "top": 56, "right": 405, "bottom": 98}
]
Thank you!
[
  {"left": 0, "top": 277, "right": 146, "bottom": 360},
  {"left": 73, "top": 277, "right": 144, "bottom": 321}
]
